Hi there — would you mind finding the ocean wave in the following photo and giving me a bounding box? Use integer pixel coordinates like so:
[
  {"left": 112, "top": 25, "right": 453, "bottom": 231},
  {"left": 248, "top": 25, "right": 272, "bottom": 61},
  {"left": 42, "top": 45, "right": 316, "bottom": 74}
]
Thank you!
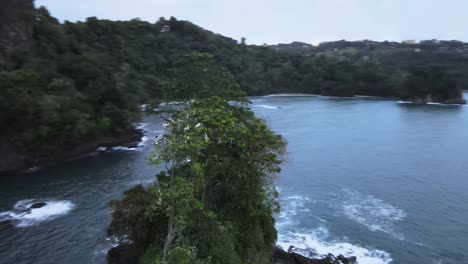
[
  {"left": 276, "top": 193, "right": 393, "bottom": 264},
  {"left": 341, "top": 189, "right": 406, "bottom": 239},
  {"left": 135, "top": 122, "right": 148, "bottom": 130},
  {"left": 264, "top": 93, "right": 317, "bottom": 97},
  {"left": 138, "top": 136, "right": 150, "bottom": 147},
  {"left": 0, "top": 200, "right": 75, "bottom": 227},
  {"left": 111, "top": 146, "right": 141, "bottom": 151},
  {"left": 253, "top": 104, "right": 281, "bottom": 109},
  {"left": 276, "top": 195, "right": 313, "bottom": 228},
  {"left": 277, "top": 228, "right": 393, "bottom": 264}
]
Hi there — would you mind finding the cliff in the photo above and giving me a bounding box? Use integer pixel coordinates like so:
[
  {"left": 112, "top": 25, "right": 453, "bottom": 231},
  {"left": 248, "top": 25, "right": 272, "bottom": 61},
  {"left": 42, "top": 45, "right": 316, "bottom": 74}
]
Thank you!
[{"left": 0, "top": 0, "right": 34, "bottom": 66}]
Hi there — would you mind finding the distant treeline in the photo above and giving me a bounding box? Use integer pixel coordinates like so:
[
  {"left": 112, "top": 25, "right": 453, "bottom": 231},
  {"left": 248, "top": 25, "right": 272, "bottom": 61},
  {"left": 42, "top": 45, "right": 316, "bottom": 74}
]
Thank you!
[{"left": 0, "top": 1, "right": 466, "bottom": 158}]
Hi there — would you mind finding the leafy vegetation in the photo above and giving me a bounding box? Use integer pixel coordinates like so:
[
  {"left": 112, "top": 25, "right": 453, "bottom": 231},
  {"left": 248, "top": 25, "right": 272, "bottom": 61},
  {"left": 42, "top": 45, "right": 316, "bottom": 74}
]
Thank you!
[
  {"left": 109, "top": 55, "right": 286, "bottom": 264},
  {"left": 0, "top": 1, "right": 466, "bottom": 167}
]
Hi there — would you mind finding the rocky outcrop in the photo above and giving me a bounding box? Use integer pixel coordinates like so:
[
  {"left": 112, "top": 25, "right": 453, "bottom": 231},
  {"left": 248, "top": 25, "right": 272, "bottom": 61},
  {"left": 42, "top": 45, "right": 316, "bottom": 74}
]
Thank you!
[
  {"left": 442, "top": 98, "right": 467, "bottom": 105},
  {"left": 107, "top": 245, "right": 357, "bottom": 264},
  {"left": 30, "top": 202, "right": 47, "bottom": 209},
  {"left": 107, "top": 245, "right": 139, "bottom": 264},
  {"left": 0, "top": 0, "right": 34, "bottom": 65},
  {"left": 272, "top": 246, "right": 357, "bottom": 264}
]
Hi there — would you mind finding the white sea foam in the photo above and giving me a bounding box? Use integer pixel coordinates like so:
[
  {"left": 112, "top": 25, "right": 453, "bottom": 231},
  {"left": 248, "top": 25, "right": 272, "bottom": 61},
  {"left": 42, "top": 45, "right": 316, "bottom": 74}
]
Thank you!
[
  {"left": 135, "top": 123, "right": 148, "bottom": 130},
  {"left": 111, "top": 146, "right": 140, "bottom": 151},
  {"left": 264, "top": 93, "right": 317, "bottom": 97},
  {"left": 277, "top": 229, "right": 393, "bottom": 264},
  {"left": 96, "top": 147, "right": 108, "bottom": 152},
  {"left": 341, "top": 189, "right": 406, "bottom": 239},
  {"left": 254, "top": 105, "right": 281, "bottom": 109},
  {"left": 138, "top": 136, "right": 150, "bottom": 147},
  {"left": 276, "top": 193, "right": 393, "bottom": 264},
  {"left": 397, "top": 100, "right": 412, "bottom": 104},
  {"left": 0, "top": 200, "right": 75, "bottom": 227}
]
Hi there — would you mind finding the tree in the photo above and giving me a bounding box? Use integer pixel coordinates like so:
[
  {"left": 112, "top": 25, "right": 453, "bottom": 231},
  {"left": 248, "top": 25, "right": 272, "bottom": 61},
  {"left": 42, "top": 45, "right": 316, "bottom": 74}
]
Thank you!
[{"left": 163, "top": 52, "right": 245, "bottom": 102}]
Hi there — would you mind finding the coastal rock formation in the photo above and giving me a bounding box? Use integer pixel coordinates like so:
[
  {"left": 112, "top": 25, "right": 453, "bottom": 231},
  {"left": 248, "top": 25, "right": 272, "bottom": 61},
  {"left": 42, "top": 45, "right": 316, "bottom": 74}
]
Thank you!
[
  {"left": 29, "top": 202, "right": 47, "bottom": 209},
  {"left": 272, "top": 246, "right": 357, "bottom": 264},
  {"left": 107, "top": 245, "right": 357, "bottom": 264},
  {"left": 443, "top": 98, "right": 467, "bottom": 105}
]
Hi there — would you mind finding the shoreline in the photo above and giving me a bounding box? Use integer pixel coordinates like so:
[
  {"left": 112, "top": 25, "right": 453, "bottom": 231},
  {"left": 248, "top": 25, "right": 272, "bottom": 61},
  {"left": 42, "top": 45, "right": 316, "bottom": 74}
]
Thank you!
[
  {"left": 106, "top": 245, "right": 357, "bottom": 264},
  {"left": 0, "top": 129, "right": 144, "bottom": 176},
  {"left": 260, "top": 93, "right": 466, "bottom": 105}
]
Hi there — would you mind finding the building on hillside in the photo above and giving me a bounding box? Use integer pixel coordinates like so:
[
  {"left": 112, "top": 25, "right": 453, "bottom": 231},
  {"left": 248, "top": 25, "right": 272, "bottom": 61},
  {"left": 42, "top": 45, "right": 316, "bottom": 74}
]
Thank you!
[
  {"left": 402, "top": 39, "right": 418, "bottom": 45},
  {"left": 160, "top": 25, "right": 170, "bottom": 33}
]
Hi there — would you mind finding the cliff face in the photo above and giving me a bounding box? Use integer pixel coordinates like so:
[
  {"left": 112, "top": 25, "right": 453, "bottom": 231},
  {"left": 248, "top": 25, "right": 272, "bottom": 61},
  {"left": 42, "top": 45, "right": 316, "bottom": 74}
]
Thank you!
[{"left": 0, "top": 0, "right": 34, "bottom": 65}]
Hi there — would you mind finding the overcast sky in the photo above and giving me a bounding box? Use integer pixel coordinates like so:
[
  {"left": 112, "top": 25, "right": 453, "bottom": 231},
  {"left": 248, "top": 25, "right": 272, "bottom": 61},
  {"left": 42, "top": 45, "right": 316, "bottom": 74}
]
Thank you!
[{"left": 36, "top": 0, "right": 468, "bottom": 45}]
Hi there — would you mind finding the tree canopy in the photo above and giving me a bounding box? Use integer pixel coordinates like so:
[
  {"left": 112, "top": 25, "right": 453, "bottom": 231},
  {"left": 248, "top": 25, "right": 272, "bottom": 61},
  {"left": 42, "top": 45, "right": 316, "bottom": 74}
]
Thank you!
[
  {"left": 109, "top": 55, "right": 286, "bottom": 264},
  {"left": 0, "top": 2, "right": 465, "bottom": 169}
]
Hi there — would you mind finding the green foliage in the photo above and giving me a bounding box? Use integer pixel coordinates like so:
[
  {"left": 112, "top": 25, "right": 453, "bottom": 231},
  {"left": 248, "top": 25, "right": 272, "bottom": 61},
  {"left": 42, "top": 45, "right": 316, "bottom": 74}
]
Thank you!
[
  {"left": 2, "top": 3, "right": 465, "bottom": 158},
  {"left": 163, "top": 53, "right": 245, "bottom": 102},
  {"left": 110, "top": 96, "right": 286, "bottom": 263},
  {"left": 168, "top": 247, "right": 192, "bottom": 264},
  {"left": 109, "top": 54, "right": 285, "bottom": 263},
  {"left": 399, "top": 66, "right": 459, "bottom": 102}
]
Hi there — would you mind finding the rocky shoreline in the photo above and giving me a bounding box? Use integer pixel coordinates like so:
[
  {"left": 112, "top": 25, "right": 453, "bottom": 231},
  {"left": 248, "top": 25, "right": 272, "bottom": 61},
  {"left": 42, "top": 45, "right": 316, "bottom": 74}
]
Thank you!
[
  {"left": 272, "top": 246, "right": 356, "bottom": 264},
  {"left": 0, "top": 129, "right": 143, "bottom": 176},
  {"left": 106, "top": 245, "right": 357, "bottom": 264}
]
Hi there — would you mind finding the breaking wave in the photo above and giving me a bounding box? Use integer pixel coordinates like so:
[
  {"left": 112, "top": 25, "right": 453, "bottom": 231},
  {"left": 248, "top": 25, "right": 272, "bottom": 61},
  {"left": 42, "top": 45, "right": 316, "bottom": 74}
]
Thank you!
[
  {"left": 276, "top": 193, "right": 393, "bottom": 264},
  {"left": 138, "top": 136, "right": 150, "bottom": 147},
  {"left": 341, "top": 189, "right": 406, "bottom": 239},
  {"left": 253, "top": 104, "right": 281, "bottom": 109},
  {"left": 0, "top": 200, "right": 75, "bottom": 227}
]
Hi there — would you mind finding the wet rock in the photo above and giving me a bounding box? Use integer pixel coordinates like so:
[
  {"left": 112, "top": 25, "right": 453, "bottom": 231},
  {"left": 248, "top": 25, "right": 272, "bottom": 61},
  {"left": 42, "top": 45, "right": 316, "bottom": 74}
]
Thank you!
[
  {"left": 107, "top": 244, "right": 139, "bottom": 264},
  {"left": 272, "top": 246, "right": 357, "bottom": 264},
  {"left": 30, "top": 202, "right": 47, "bottom": 209}
]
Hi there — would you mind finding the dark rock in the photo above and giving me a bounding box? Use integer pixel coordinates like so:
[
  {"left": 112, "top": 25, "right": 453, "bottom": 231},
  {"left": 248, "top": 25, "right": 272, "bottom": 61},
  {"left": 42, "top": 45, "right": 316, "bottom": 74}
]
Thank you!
[
  {"left": 30, "top": 202, "right": 47, "bottom": 209},
  {"left": 443, "top": 98, "right": 467, "bottom": 105},
  {"left": 107, "top": 244, "right": 139, "bottom": 264},
  {"left": 272, "top": 246, "right": 357, "bottom": 264}
]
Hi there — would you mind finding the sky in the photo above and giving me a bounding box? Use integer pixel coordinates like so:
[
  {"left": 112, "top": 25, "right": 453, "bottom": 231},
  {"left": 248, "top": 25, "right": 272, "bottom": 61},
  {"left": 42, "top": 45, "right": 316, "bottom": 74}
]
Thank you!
[{"left": 35, "top": 0, "right": 468, "bottom": 45}]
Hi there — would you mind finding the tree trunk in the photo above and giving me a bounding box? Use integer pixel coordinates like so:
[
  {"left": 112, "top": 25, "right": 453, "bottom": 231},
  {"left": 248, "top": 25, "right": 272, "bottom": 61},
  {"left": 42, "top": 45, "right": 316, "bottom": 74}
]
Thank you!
[{"left": 162, "top": 214, "right": 175, "bottom": 263}]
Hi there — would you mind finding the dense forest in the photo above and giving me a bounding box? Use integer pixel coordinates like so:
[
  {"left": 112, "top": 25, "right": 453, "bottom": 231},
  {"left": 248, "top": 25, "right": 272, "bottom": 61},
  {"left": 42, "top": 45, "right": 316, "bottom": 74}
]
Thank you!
[
  {"left": 0, "top": 0, "right": 467, "bottom": 173},
  {"left": 106, "top": 52, "right": 287, "bottom": 264}
]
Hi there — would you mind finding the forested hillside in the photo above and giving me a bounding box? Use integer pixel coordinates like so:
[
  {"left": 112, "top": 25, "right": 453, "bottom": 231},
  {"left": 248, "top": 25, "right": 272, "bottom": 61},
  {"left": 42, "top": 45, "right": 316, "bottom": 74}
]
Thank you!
[{"left": 0, "top": 0, "right": 466, "bottom": 173}]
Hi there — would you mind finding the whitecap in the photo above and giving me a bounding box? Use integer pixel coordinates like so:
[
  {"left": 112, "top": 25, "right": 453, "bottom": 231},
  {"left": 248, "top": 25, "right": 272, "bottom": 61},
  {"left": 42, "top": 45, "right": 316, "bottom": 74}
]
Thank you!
[
  {"left": 275, "top": 192, "right": 392, "bottom": 264},
  {"left": 135, "top": 123, "right": 148, "bottom": 130},
  {"left": 341, "top": 189, "right": 406, "bottom": 239},
  {"left": 111, "top": 146, "right": 140, "bottom": 151},
  {"left": 0, "top": 200, "right": 75, "bottom": 227},
  {"left": 277, "top": 229, "right": 393, "bottom": 264},
  {"left": 397, "top": 100, "right": 412, "bottom": 104},
  {"left": 264, "top": 93, "right": 317, "bottom": 97},
  {"left": 276, "top": 194, "right": 314, "bottom": 229},
  {"left": 96, "top": 147, "right": 108, "bottom": 152},
  {"left": 138, "top": 136, "right": 150, "bottom": 147},
  {"left": 253, "top": 105, "right": 281, "bottom": 109}
]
